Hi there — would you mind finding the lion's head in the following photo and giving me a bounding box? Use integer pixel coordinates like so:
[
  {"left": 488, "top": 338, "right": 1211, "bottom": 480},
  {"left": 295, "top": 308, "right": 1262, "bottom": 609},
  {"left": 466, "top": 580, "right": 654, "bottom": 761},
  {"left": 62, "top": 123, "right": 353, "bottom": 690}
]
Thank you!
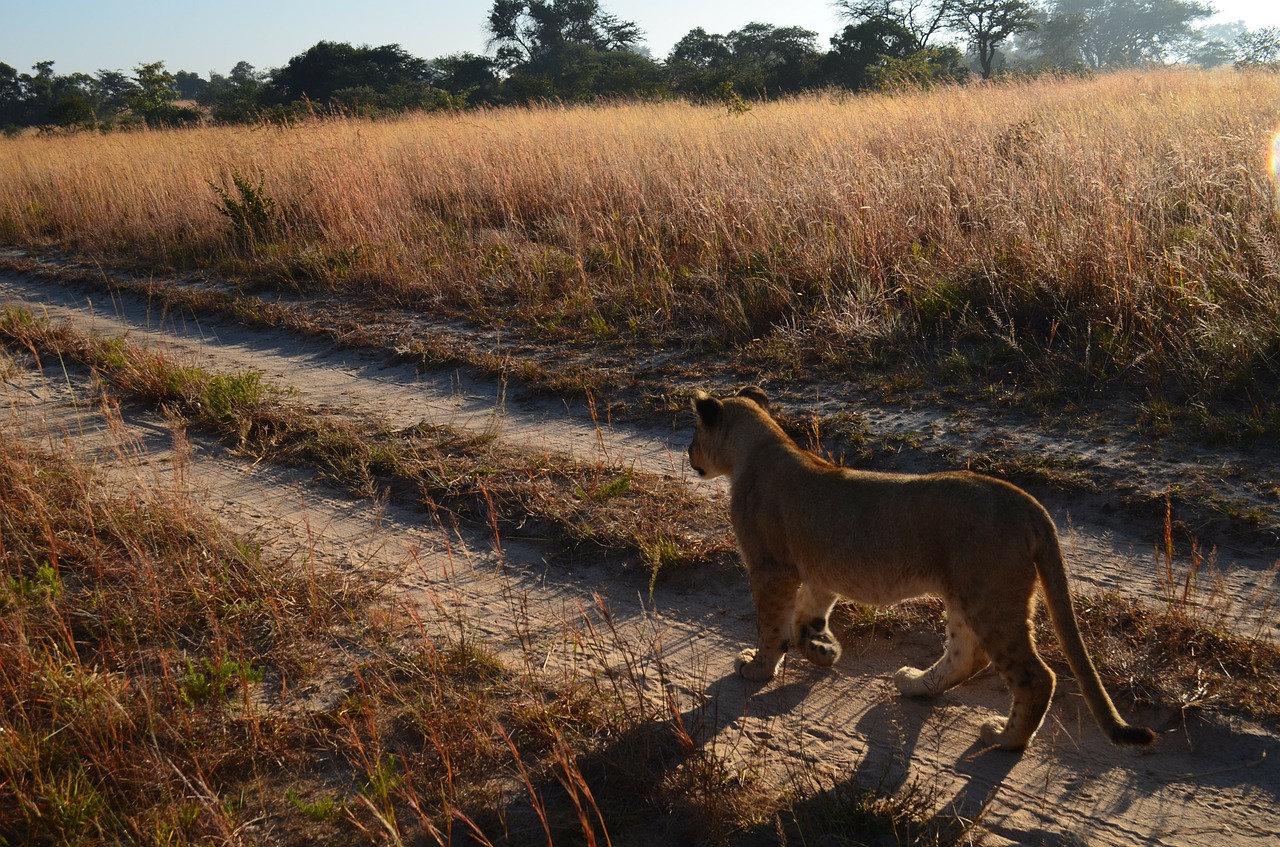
[{"left": 688, "top": 386, "right": 771, "bottom": 480}]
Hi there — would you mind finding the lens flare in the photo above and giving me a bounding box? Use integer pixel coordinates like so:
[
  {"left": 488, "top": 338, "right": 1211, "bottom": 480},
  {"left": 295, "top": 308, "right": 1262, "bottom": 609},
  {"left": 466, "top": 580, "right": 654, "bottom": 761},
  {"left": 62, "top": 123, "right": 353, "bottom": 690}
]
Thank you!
[{"left": 1272, "top": 125, "right": 1280, "bottom": 207}]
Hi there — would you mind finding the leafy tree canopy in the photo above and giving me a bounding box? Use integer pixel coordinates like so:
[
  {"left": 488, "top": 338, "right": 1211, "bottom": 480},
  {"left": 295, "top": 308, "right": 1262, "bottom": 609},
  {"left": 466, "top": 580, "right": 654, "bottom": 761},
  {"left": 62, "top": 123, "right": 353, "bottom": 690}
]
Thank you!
[
  {"left": 667, "top": 22, "right": 821, "bottom": 97},
  {"left": 487, "top": 0, "right": 641, "bottom": 68},
  {"left": 1041, "top": 0, "right": 1214, "bottom": 67},
  {"left": 270, "top": 41, "right": 433, "bottom": 104},
  {"left": 946, "top": 0, "right": 1038, "bottom": 78}
]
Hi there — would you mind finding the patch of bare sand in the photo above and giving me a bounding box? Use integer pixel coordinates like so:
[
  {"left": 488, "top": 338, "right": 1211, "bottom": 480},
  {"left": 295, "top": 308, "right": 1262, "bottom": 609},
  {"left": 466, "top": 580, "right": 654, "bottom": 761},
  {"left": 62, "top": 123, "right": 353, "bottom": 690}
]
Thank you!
[{"left": 3, "top": 277, "right": 1279, "bottom": 845}]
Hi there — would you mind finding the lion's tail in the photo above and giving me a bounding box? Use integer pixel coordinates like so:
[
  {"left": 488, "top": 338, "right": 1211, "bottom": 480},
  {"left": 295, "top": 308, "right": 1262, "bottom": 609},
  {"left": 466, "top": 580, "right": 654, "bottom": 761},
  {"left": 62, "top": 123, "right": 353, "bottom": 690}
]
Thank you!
[{"left": 1034, "top": 528, "right": 1157, "bottom": 747}]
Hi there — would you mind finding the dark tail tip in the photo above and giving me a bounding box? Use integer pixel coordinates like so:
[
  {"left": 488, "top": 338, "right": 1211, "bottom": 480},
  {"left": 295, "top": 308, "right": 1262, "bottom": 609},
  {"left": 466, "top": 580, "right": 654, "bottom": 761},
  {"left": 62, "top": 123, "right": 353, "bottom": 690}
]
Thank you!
[{"left": 1113, "top": 724, "right": 1157, "bottom": 746}]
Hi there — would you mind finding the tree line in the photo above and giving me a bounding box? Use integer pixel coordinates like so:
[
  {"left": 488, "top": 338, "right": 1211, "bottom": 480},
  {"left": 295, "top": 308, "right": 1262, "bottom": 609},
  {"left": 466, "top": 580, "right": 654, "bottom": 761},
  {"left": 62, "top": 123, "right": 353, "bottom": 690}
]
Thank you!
[{"left": 4, "top": 0, "right": 1279, "bottom": 131}]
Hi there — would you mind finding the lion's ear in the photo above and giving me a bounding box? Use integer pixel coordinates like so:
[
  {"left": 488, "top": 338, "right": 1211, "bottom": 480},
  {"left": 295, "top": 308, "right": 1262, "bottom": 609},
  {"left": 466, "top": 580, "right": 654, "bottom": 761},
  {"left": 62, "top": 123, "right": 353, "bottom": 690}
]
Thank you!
[
  {"left": 737, "top": 385, "right": 769, "bottom": 411},
  {"left": 693, "top": 392, "right": 723, "bottom": 428}
]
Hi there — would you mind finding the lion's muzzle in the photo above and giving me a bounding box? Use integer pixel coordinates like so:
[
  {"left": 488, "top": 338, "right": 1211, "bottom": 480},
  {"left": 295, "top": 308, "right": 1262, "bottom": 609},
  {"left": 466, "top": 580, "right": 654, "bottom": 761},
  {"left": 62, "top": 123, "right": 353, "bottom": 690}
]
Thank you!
[{"left": 688, "top": 443, "right": 706, "bottom": 477}]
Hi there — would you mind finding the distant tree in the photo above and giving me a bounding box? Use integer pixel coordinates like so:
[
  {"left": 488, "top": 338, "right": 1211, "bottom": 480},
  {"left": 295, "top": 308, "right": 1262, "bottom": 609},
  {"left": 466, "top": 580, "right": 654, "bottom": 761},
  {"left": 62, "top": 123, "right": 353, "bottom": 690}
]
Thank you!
[
  {"left": 726, "top": 23, "right": 822, "bottom": 95},
  {"left": 0, "top": 60, "right": 110, "bottom": 128},
  {"left": 487, "top": 0, "right": 641, "bottom": 68},
  {"left": 826, "top": 17, "right": 920, "bottom": 91},
  {"left": 486, "top": 1, "right": 661, "bottom": 101},
  {"left": 48, "top": 72, "right": 97, "bottom": 128},
  {"left": 1015, "top": 7, "right": 1090, "bottom": 68},
  {"left": 0, "top": 63, "right": 23, "bottom": 129},
  {"left": 126, "top": 61, "right": 180, "bottom": 125},
  {"left": 92, "top": 69, "right": 137, "bottom": 117},
  {"left": 430, "top": 53, "right": 503, "bottom": 104},
  {"left": 1235, "top": 26, "right": 1280, "bottom": 68},
  {"left": 270, "top": 42, "right": 434, "bottom": 106},
  {"left": 946, "top": 0, "right": 1038, "bottom": 78},
  {"left": 870, "top": 44, "right": 971, "bottom": 88},
  {"left": 834, "top": 0, "right": 956, "bottom": 49},
  {"left": 17, "top": 60, "right": 58, "bottom": 125},
  {"left": 503, "top": 41, "right": 664, "bottom": 101},
  {"left": 666, "top": 28, "right": 735, "bottom": 95},
  {"left": 1187, "top": 21, "right": 1244, "bottom": 68},
  {"left": 199, "top": 61, "right": 268, "bottom": 122},
  {"left": 665, "top": 23, "right": 821, "bottom": 98},
  {"left": 1038, "top": 0, "right": 1214, "bottom": 68},
  {"left": 172, "top": 70, "right": 206, "bottom": 100}
]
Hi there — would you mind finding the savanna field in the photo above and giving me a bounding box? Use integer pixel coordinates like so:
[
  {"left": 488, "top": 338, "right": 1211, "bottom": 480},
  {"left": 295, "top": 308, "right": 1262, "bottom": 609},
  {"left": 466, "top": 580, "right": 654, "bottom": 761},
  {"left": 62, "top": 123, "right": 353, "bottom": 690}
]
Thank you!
[
  {"left": 3, "top": 68, "right": 1280, "bottom": 415},
  {"left": 3, "top": 68, "right": 1280, "bottom": 845}
]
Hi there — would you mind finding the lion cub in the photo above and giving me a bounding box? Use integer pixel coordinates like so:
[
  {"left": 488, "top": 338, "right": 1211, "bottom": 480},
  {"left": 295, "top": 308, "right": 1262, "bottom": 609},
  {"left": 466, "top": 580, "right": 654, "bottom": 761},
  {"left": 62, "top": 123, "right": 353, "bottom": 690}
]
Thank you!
[{"left": 688, "top": 386, "right": 1155, "bottom": 751}]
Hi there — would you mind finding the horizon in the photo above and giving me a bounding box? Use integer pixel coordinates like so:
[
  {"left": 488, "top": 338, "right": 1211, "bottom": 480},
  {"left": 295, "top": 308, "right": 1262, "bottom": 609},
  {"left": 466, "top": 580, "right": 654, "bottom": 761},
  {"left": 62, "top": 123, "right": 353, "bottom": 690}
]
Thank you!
[{"left": 4, "top": 0, "right": 1280, "bottom": 79}]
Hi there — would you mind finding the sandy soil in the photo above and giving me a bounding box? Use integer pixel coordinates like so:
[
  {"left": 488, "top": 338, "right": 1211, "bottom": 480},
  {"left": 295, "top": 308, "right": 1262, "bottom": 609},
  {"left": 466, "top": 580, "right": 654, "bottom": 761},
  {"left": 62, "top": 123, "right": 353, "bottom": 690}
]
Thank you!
[{"left": 3, "top": 270, "right": 1278, "bottom": 846}]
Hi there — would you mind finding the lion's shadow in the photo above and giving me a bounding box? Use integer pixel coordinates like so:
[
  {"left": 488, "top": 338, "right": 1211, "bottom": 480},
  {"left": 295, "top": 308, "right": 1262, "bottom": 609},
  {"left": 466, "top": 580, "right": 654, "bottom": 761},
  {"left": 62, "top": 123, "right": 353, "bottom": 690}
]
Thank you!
[{"left": 682, "top": 665, "right": 1023, "bottom": 842}]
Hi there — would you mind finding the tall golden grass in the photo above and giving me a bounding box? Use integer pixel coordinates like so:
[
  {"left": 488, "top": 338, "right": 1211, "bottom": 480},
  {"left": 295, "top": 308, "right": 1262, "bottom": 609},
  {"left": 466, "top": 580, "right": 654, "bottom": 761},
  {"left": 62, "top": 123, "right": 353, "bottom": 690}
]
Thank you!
[{"left": 2, "top": 69, "right": 1279, "bottom": 408}]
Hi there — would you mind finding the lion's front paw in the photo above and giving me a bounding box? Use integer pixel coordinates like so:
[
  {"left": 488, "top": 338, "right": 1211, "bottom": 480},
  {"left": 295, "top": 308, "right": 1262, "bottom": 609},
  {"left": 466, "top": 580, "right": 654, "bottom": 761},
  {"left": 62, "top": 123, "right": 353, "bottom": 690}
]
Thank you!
[{"left": 734, "top": 649, "right": 777, "bottom": 682}]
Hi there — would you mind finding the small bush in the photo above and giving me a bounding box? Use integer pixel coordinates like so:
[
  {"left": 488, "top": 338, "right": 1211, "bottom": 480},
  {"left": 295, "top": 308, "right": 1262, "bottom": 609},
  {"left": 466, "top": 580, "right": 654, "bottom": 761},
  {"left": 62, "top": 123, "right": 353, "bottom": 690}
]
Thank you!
[{"left": 209, "top": 168, "right": 280, "bottom": 249}]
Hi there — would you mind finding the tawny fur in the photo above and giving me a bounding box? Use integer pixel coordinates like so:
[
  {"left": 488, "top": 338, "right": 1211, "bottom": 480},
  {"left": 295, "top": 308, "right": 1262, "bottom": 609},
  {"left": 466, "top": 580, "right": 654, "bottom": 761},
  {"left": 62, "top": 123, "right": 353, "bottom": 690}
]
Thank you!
[{"left": 688, "top": 386, "right": 1156, "bottom": 751}]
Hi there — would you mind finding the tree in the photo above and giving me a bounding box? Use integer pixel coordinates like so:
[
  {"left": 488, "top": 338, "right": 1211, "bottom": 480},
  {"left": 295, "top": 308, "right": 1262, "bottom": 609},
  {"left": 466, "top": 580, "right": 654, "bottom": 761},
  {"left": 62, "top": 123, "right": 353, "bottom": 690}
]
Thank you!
[
  {"left": 946, "top": 0, "right": 1038, "bottom": 78},
  {"left": 0, "top": 63, "right": 23, "bottom": 129},
  {"left": 666, "top": 28, "right": 735, "bottom": 94},
  {"left": 17, "top": 60, "right": 58, "bottom": 125},
  {"left": 270, "top": 42, "right": 433, "bottom": 106},
  {"left": 48, "top": 72, "right": 97, "bottom": 128},
  {"left": 430, "top": 53, "right": 503, "bottom": 104},
  {"left": 92, "top": 69, "right": 137, "bottom": 116},
  {"left": 665, "top": 23, "right": 821, "bottom": 98},
  {"left": 172, "top": 70, "right": 206, "bottom": 100},
  {"left": 1016, "top": 7, "right": 1090, "bottom": 68},
  {"left": 826, "top": 18, "right": 921, "bottom": 90},
  {"left": 486, "top": 1, "right": 660, "bottom": 101},
  {"left": 871, "top": 44, "right": 971, "bottom": 88},
  {"left": 198, "top": 62, "right": 268, "bottom": 122},
  {"left": 834, "top": 0, "right": 955, "bottom": 49},
  {"left": 487, "top": 0, "right": 641, "bottom": 68},
  {"left": 502, "top": 40, "right": 663, "bottom": 102},
  {"left": 1235, "top": 26, "right": 1280, "bottom": 68},
  {"left": 1038, "top": 0, "right": 1214, "bottom": 68},
  {"left": 1187, "top": 21, "right": 1243, "bottom": 68},
  {"left": 726, "top": 23, "right": 822, "bottom": 95},
  {"left": 127, "top": 61, "right": 183, "bottom": 125}
]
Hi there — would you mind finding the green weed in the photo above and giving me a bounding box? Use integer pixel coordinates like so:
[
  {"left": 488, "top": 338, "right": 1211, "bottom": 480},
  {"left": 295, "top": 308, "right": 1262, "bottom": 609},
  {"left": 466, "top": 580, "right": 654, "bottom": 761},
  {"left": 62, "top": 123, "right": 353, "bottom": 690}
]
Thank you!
[{"left": 209, "top": 168, "right": 280, "bottom": 249}]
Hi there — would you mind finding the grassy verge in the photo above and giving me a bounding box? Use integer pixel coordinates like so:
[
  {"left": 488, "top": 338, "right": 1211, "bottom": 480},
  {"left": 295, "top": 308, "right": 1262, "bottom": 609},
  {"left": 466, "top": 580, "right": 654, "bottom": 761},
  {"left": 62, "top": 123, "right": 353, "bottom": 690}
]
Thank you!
[{"left": 0, "top": 402, "right": 362, "bottom": 843}]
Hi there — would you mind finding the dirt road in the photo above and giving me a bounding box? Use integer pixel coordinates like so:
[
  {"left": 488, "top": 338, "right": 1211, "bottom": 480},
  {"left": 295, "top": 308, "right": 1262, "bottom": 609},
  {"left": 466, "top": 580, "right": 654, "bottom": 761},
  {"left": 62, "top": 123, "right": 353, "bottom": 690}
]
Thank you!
[{"left": 3, "top": 269, "right": 1277, "bottom": 846}]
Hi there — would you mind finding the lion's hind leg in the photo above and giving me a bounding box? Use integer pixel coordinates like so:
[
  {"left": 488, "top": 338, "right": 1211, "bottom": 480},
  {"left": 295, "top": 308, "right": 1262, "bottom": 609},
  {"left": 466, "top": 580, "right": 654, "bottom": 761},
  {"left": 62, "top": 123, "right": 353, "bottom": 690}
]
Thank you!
[
  {"left": 894, "top": 608, "right": 990, "bottom": 697},
  {"left": 971, "top": 619, "right": 1055, "bottom": 751},
  {"left": 795, "top": 584, "right": 842, "bottom": 668}
]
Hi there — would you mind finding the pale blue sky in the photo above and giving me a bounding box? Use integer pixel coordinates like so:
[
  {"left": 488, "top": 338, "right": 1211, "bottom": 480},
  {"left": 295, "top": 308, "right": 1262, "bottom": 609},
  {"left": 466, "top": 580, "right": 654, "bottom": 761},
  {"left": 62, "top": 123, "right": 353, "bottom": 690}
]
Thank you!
[{"left": 4, "top": 0, "right": 1279, "bottom": 77}]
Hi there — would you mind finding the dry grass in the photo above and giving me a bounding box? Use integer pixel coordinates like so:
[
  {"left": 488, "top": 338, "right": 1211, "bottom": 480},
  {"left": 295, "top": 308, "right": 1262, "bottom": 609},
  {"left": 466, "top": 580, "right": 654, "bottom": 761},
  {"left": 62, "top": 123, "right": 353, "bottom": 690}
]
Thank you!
[
  {"left": 4, "top": 73, "right": 1280, "bottom": 835},
  {"left": 0, "top": 354, "right": 940, "bottom": 846},
  {"left": 3, "top": 70, "right": 1279, "bottom": 421},
  {"left": 0, "top": 340, "right": 752, "bottom": 846},
  {"left": 3, "top": 312, "right": 1279, "bottom": 844},
  {"left": 0, "top": 398, "right": 366, "bottom": 843}
]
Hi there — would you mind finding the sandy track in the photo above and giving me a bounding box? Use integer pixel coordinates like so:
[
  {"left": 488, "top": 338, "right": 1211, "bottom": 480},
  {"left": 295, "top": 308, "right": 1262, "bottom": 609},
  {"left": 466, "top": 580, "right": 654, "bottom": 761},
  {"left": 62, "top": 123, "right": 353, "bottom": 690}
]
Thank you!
[
  {"left": 2, "top": 271, "right": 1274, "bottom": 636},
  {"left": 3, "top": 271, "right": 1279, "bottom": 845}
]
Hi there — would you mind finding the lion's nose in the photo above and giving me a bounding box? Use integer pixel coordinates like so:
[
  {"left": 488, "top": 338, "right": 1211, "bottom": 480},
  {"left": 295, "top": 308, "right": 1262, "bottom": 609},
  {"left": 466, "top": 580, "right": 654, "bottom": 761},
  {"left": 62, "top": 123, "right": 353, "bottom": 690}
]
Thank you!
[{"left": 687, "top": 444, "right": 705, "bottom": 476}]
